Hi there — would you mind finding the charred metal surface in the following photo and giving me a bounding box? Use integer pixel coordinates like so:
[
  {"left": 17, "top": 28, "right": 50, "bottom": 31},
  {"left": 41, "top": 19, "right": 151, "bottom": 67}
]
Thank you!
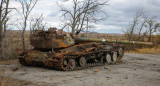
[
  {"left": 30, "top": 28, "right": 75, "bottom": 49},
  {"left": 18, "top": 28, "right": 128, "bottom": 71},
  {"left": 19, "top": 42, "right": 124, "bottom": 71}
]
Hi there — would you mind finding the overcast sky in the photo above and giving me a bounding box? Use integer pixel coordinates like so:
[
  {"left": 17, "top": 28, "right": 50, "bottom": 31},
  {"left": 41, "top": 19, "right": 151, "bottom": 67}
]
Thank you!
[{"left": 10, "top": 0, "right": 160, "bottom": 33}]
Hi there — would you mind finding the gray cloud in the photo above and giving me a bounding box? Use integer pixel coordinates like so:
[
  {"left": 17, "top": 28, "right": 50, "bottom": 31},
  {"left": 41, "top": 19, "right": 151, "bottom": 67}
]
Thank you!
[
  {"left": 11, "top": 0, "right": 160, "bottom": 33},
  {"left": 101, "top": 0, "right": 160, "bottom": 33}
]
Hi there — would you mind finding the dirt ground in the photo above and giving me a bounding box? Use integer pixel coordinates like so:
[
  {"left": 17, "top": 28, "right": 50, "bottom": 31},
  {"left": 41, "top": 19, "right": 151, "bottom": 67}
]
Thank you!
[{"left": 0, "top": 53, "right": 160, "bottom": 86}]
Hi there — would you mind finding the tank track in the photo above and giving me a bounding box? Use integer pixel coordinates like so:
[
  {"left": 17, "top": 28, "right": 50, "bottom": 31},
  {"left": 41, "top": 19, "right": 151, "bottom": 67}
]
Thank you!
[{"left": 52, "top": 50, "right": 123, "bottom": 71}]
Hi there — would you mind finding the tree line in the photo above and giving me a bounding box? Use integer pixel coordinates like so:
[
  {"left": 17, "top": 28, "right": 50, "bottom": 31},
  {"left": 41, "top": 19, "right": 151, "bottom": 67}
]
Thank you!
[{"left": 124, "top": 9, "right": 160, "bottom": 43}]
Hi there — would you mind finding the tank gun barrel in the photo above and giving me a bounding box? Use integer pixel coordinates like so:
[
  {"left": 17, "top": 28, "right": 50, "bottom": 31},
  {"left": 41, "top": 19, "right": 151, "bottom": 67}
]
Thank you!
[
  {"left": 105, "top": 39, "right": 153, "bottom": 45},
  {"left": 75, "top": 37, "right": 153, "bottom": 45}
]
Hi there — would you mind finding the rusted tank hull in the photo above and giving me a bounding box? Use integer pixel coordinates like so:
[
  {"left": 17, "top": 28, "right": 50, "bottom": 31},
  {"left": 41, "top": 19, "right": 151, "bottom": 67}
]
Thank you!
[{"left": 18, "top": 43, "right": 124, "bottom": 71}]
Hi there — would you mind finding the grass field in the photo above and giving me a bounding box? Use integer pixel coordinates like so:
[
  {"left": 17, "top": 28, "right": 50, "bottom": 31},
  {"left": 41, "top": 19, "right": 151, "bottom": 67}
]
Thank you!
[
  {"left": 127, "top": 45, "right": 160, "bottom": 54},
  {"left": 0, "top": 72, "right": 19, "bottom": 86}
]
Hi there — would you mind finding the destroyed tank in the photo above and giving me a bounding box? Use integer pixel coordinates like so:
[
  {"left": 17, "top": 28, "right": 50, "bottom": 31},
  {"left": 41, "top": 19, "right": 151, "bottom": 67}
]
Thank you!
[{"left": 18, "top": 28, "right": 152, "bottom": 71}]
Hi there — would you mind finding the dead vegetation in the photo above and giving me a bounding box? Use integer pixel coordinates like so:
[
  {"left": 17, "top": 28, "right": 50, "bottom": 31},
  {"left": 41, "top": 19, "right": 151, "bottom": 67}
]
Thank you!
[
  {"left": 0, "top": 30, "right": 32, "bottom": 60},
  {"left": 0, "top": 71, "right": 19, "bottom": 86},
  {"left": 0, "top": 60, "right": 21, "bottom": 86},
  {"left": 0, "top": 60, "right": 18, "bottom": 65},
  {"left": 127, "top": 45, "right": 160, "bottom": 54}
]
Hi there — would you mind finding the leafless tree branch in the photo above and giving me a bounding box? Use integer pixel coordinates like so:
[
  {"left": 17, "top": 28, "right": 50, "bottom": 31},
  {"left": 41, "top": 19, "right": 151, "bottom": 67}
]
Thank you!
[
  {"left": 17, "top": 0, "right": 38, "bottom": 52},
  {"left": 58, "top": 0, "right": 108, "bottom": 36}
]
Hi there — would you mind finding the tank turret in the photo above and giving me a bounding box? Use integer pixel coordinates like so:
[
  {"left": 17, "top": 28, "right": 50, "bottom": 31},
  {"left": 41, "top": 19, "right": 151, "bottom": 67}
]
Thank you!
[{"left": 30, "top": 28, "right": 75, "bottom": 49}]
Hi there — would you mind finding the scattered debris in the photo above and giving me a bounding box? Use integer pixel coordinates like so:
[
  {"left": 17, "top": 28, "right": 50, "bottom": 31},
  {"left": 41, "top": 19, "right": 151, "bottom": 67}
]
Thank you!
[{"left": 94, "top": 70, "right": 99, "bottom": 72}]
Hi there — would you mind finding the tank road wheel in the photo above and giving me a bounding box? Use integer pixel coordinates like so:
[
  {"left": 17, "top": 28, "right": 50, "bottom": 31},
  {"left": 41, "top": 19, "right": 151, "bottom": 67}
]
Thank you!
[
  {"left": 105, "top": 54, "right": 111, "bottom": 64},
  {"left": 112, "top": 52, "right": 117, "bottom": 63},
  {"left": 79, "top": 57, "right": 86, "bottom": 67},
  {"left": 62, "top": 59, "right": 68, "bottom": 70},
  {"left": 68, "top": 59, "right": 76, "bottom": 70},
  {"left": 117, "top": 48, "right": 124, "bottom": 61}
]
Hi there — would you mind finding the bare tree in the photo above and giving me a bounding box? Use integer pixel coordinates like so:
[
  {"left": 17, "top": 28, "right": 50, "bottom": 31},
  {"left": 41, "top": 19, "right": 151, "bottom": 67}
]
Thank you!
[
  {"left": 145, "top": 17, "right": 160, "bottom": 42},
  {"left": 136, "top": 15, "right": 148, "bottom": 41},
  {"left": 0, "top": 0, "right": 12, "bottom": 59},
  {"left": 124, "top": 8, "right": 160, "bottom": 42},
  {"left": 58, "top": 0, "right": 108, "bottom": 36},
  {"left": 17, "top": 0, "right": 38, "bottom": 52},
  {"left": 30, "top": 14, "right": 47, "bottom": 35},
  {"left": 125, "top": 9, "right": 144, "bottom": 41}
]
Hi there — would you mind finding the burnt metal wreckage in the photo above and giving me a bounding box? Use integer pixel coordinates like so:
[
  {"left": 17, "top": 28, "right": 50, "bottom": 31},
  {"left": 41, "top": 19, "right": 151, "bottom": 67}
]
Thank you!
[{"left": 18, "top": 28, "right": 153, "bottom": 71}]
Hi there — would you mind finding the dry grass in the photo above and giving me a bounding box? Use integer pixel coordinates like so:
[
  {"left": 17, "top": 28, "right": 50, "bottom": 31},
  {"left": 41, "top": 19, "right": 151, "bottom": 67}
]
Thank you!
[
  {"left": 0, "top": 71, "right": 19, "bottom": 86},
  {"left": 127, "top": 45, "right": 160, "bottom": 54},
  {"left": 2, "top": 30, "right": 32, "bottom": 59},
  {"left": 0, "top": 60, "right": 20, "bottom": 86},
  {"left": 0, "top": 60, "right": 18, "bottom": 65}
]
